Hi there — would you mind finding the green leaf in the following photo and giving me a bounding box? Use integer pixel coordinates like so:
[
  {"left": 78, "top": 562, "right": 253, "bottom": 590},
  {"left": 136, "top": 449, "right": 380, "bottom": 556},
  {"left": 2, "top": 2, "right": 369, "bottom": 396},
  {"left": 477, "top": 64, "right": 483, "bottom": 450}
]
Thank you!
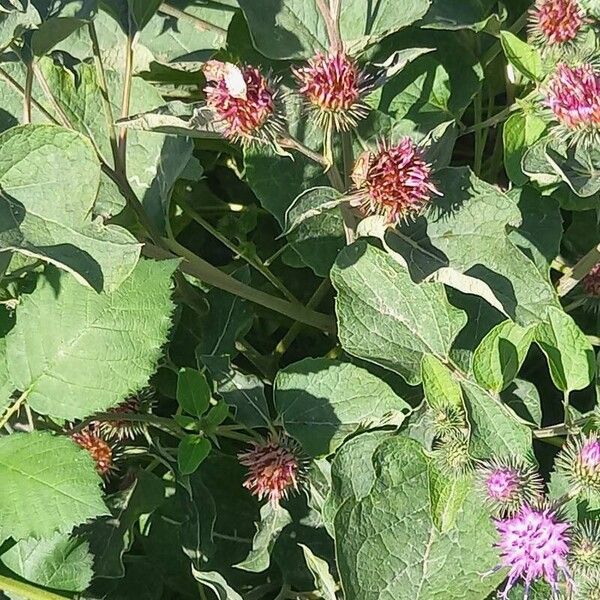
[
  {"left": 330, "top": 433, "right": 503, "bottom": 599},
  {"left": 35, "top": 58, "right": 193, "bottom": 230},
  {"left": 178, "top": 436, "right": 212, "bottom": 475},
  {"left": 0, "top": 124, "right": 140, "bottom": 291},
  {"left": 30, "top": 0, "right": 97, "bottom": 56},
  {"left": 191, "top": 568, "right": 243, "bottom": 600},
  {"left": 201, "top": 400, "right": 230, "bottom": 433},
  {"left": 534, "top": 307, "right": 595, "bottom": 392},
  {"left": 461, "top": 380, "right": 532, "bottom": 459},
  {"left": 385, "top": 167, "right": 560, "bottom": 325},
  {"left": 502, "top": 379, "right": 542, "bottom": 426},
  {"left": 196, "top": 267, "right": 253, "bottom": 357},
  {"left": 545, "top": 140, "right": 600, "bottom": 198},
  {"left": 0, "top": 432, "right": 107, "bottom": 540},
  {"left": 177, "top": 368, "right": 211, "bottom": 417},
  {"left": 299, "top": 544, "right": 338, "bottom": 600},
  {"left": 6, "top": 258, "right": 176, "bottom": 420},
  {"left": 83, "top": 469, "right": 166, "bottom": 578},
  {"left": 1, "top": 532, "right": 93, "bottom": 592},
  {"left": 283, "top": 187, "right": 345, "bottom": 235},
  {"left": 0, "top": 3, "right": 40, "bottom": 51},
  {"left": 331, "top": 241, "right": 467, "bottom": 385},
  {"left": 275, "top": 358, "right": 410, "bottom": 456},
  {"left": 245, "top": 92, "right": 344, "bottom": 276},
  {"left": 473, "top": 321, "right": 534, "bottom": 392},
  {"left": 421, "top": 354, "right": 463, "bottom": 411},
  {"left": 428, "top": 468, "right": 472, "bottom": 533},
  {"left": 235, "top": 503, "right": 292, "bottom": 573},
  {"left": 238, "top": 0, "right": 431, "bottom": 59},
  {"left": 503, "top": 111, "right": 547, "bottom": 185},
  {"left": 201, "top": 355, "right": 270, "bottom": 429},
  {"left": 500, "top": 31, "right": 542, "bottom": 81}
]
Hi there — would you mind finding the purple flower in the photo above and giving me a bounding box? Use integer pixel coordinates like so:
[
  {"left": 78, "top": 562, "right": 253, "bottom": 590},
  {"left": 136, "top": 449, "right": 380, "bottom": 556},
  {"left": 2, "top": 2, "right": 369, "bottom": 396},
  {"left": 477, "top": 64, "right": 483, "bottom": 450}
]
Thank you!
[
  {"left": 557, "top": 434, "right": 600, "bottom": 498},
  {"left": 495, "top": 505, "right": 571, "bottom": 599},
  {"left": 478, "top": 457, "right": 543, "bottom": 516}
]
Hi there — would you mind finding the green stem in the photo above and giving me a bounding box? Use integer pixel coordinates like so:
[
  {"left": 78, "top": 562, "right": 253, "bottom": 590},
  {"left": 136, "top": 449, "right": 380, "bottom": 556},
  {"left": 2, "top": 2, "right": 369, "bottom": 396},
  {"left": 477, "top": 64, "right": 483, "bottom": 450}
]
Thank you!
[
  {"left": 23, "top": 60, "right": 33, "bottom": 124},
  {"left": 143, "top": 241, "right": 336, "bottom": 333},
  {"left": 117, "top": 32, "right": 134, "bottom": 174},
  {"left": 273, "top": 278, "right": 331, "bottom": 358},
  {"left": 562, "top": 390, "right": 572, "bottom": 429},
  {"left": 0, "top": 389, "right": 29, "bottom": 429},
  {"left": 473, "top": 92, "right": 484, "bottom": 176},
  {"left": 88, "top": 21, "right": 119, "bottom": 167},
  {"left": 175, "top": 196, "right": 298, "bottom": 303},
  {"left": 0, "top": 573, "right": 72, "bottom": 600},
  {"left": 556, "top": 243, "right": 600, "bottom": 297},
  {"left": 0, "top": 66, "right": 58, "bottom": 124},
  {"left": 158, "top": 3, "right": 228, "bottom": 35},
  {"left": 70, "top": 412, "right": 185, "bottom": 438}
]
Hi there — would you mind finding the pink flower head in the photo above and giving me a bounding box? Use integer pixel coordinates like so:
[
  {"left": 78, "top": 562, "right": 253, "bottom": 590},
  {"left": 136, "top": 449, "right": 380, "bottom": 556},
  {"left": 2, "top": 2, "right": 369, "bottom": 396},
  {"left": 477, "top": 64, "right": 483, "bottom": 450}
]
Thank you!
[
  {"left": 581, "top": 436, "right": 600, "bottom": 468},
  {"left": 94, "top": 391, "right": 153, "bottom": 441},
  {"left": 350, "top": 139, "right": 441, "bottom": 223},
  {"left": 238, "top": 434, "right": 305, "bottom": 505},
  {"left": 557, "top": 434, "right": 600, "bottom": 497},
  {"left": 203, "top": 61, "right": 284, "bottom": 145},
  {"left": 583, "top": 263, "right": 600, "bottom": 296},
  {"left": 529, "top": 0, "right": 585, "bottom": 46},
  {"left": 546, "top": 64, "right": 600, "bottom": 131},
  {"left": 478, "top": 457, "right": 543, "bottom": 515},
  {"left": 495, "top": 505, "right": 571, "bottom": 599},
  {"left": 71, "top": 427, "right": 116, "bottom": 478},
  {"left": 292, "top": 53, "right": 371, "bottom": 131}
]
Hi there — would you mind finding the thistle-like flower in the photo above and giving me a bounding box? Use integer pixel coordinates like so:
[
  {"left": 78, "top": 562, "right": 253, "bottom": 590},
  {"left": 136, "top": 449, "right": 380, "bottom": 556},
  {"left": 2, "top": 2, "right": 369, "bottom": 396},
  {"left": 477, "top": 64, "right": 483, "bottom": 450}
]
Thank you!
[
  {"left": 94, "top": 391, "right": 154, "bottom": 442},
  {"left": 431, "top": 435, "right": 472, "bottom": 476},
  {"left": 556, "top": 434, "right": 600, "bottom": 498},
  {"left": 575, "top": 576, "right": 600, "bottom": 600},
  {"left": 569, "top": 521, "right": 600, "bottom": 578},
  {"left": 477, "top": 457, "right": 544, "bottom": 516},
  {"left": 583, "top": 263, "right": 600, "bottom": 296},
  {"left": 292, "top": 53, "right": 372, "bottom": 132},
  {"left": 238, "top": 434, "right": 306, "bottom": 505},
  {"left": 545, "top": 63, "right": 600, "bottom": 143},
  {"left": 494, "top": 505, "right": 571, "bottom": 599},
  {"left": 71, "top": 427, "right": 116, "bottom": 477},
  {"left": 203, "top": 60, "right": 284, "bottom": 146},
  {"left": 349, "top": 139, "right": 441, "bottom": 224},
  {"left": 529, "top": 0, "right": 586, "bottom": 47}
]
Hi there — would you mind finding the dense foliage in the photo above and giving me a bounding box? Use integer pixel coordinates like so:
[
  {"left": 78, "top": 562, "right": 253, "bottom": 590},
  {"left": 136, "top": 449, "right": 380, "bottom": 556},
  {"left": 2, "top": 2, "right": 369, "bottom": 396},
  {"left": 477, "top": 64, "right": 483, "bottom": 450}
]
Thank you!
[{"left": 0, "top": 1, "right": 600, "bottom": 599}]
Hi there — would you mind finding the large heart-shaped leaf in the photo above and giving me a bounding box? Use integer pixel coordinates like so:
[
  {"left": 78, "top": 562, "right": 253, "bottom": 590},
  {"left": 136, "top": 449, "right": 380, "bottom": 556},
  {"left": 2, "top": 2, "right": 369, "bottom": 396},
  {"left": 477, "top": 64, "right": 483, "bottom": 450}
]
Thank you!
[
  {"left": 0, "top": 124, "right": 140, "bottom": 291},
  {"left": 329, "top": 433, "right": 503, "bottom": 599},
  {"left": 5, "top": 258, "right": 176, "bottom": 419}
]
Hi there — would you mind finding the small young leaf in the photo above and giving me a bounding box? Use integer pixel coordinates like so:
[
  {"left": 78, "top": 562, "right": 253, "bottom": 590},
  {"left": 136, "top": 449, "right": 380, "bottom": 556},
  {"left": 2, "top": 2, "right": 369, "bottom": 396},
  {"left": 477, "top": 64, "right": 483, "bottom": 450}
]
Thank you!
[
  {"left": 178, "top": 436, "right": 212, "bottom": 475},
  {"left": 473, "top": 321, "right": 534, "bottom": 392},
  {"left": 428, "top": 468, "right": 472, "bottom": 533},
  {"left": 201, "top": 400, "right": 230, "bottom": 434},
  {"left": 236, "top": 503, "right": 292, "bottom": 572},
  {"left": 282, "top": 187, "right": 345, "bottom": 236},
  {"left": 534, "top": 307, "right": 595, "bottom": 392},
  {"left": 177, "top": 368, "right": 211, "bottom": 417},
  {"left": 421, "top": 354, "right": 463, "bottom": 411},
  {"left": 191, "top": 569, "right": 243, "bottom": 600},
  {"left": 299, "top": 544, "right": 338, "bottom": 600},
  {"left": 500, "top": 31, "right": 542, "bottom": 81}
]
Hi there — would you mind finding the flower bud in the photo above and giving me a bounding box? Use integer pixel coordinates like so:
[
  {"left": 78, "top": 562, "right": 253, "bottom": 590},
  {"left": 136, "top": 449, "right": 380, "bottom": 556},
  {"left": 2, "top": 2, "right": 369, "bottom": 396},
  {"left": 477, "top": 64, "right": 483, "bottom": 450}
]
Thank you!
[
  {"left": 203, "top": 61, "right": 285, "bottom": 147},
  {"left": 292, "top": 53, "right": 372, "bottom": 132},
  {"left": 71, "top": 427, "right": 117, "bottom": 477},
  {"left": 569, "top": 521, "right": 600, "bottom": 579},
  {"left": 238, "top": 433, "right": 307, "bottom": 505},
  {"left": 349, "top": 138, "right": 441, "bottom": 224},
  {"left": 477, "top": 457, "right": 544, "bottom": 516},
  {"left": 556, "top": 434, "right": 600, "bottom": 498}
]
